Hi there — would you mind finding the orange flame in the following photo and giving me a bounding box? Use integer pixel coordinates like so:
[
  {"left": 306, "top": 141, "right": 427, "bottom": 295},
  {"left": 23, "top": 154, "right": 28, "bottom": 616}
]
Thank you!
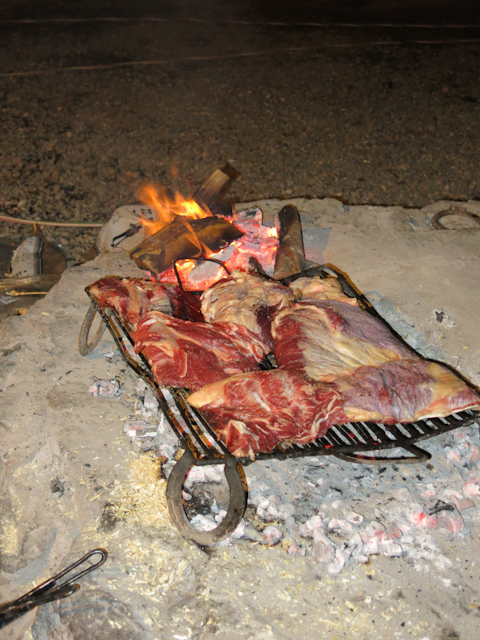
[
  {"left": 137, "top": 184, "right": 211, "bottom": 236},
  {"left": 181, "top": 219, "right": 213, "bottom": 259}
]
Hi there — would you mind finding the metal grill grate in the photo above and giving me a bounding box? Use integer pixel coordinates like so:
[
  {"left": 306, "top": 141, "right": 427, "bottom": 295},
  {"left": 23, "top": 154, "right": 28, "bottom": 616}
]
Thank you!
[{"left": 81, "top": 265, "right": 479, "bottom": 467}]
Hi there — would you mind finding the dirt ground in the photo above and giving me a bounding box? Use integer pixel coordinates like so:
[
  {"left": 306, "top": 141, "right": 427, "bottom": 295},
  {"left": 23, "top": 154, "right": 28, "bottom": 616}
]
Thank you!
[{"left": 1, "top": 1, "right": 480, "bottom": 260}]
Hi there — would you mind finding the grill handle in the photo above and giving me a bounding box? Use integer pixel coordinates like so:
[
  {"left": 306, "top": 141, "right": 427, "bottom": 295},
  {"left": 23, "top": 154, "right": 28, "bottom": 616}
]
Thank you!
[
  {"left": 166, "top": 449, "right": 247, "bottom": 545},
  {"left": 79, "top": 301, "right": 109, "bottom": 356}
]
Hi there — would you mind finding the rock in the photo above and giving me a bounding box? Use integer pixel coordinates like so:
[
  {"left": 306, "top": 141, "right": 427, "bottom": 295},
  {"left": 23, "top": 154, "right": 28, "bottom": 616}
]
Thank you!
[
  {"left": 262, "top": 526, "right": 283, "bottom": 546},
  {"left": 243, "top": 525, "right": 266, "bottom": 543},
  {"left": 287, "top": 541, "right": 306, "bottom": 556},
  {"left": 88, "top": 377, "right": 121, "bottom": 398}
]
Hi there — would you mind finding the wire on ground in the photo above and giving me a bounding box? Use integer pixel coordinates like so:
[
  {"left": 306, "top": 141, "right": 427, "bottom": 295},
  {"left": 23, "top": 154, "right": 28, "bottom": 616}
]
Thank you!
[
  {"left": 2, "top": 17, "right": 480, "bottom": 29},
  {"left": 2, "top": 40, "right": 480, "bottom": 79},
  {"left": 0, "top": 214, "right": 103, "bottom": 227}
]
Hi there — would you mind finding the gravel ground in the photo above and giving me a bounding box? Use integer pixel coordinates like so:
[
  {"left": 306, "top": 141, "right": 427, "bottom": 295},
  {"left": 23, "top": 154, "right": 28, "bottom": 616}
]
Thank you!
[{"left": 1, "top": 1, "right": 480, "bottom": 261}]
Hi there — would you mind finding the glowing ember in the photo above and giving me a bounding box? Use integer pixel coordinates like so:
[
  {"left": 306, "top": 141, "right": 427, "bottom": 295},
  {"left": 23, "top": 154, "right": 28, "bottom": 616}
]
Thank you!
[
  {"left": 157, "top": 208, "right": 279, "bottom": 290},
  {"left": 133, "top": 184, "right": 279, "bottom": 288}
]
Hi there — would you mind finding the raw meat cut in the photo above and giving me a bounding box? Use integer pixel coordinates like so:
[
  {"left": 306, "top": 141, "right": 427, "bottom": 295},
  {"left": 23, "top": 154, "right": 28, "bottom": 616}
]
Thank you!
[
  {"left": 187, "top": 359, "right": 480, "bottom": 457},
  {"left": 336, "top": 360, "right": 480, "bottom": 424},
  {"left": 200, "top": 271, "right": 295, "bottom": 348},
  {"left": 187, "top": 369, "right": 347, "bottom": 459},
  {"left": 272, "top": 299, "right": 415, "bottom": 381},
  {"left": 187, "top": 278, "right": 480, "bottom": 458},
  {"left": 132, "top": 311, "right": 269, "bottom": 392},
  {"left": 289, "top": 275, "right": 358, "bottom": 306},
  {"left": 88, "top": 277, "right": 203, "bottom": 329}
]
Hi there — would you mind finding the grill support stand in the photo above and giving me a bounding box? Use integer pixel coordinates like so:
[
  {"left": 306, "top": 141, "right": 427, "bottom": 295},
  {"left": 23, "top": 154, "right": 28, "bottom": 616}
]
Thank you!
[
  {"left": 166, "top": 449, "right": 247, "bottom": 544},
  {"left": 80, "top": 268, "right": 479, "bottom": 545}
]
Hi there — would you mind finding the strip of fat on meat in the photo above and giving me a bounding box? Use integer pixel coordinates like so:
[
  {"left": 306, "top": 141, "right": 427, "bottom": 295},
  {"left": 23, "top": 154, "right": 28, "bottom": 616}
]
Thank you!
[
  {"left": 336, "top": 360, "right": 480, "bottom": 424},
  {"left": 187, "top": 369, "right": 347, "bottom": 459},
  {"left": 289, "top": 275, "right": 358, "bottom": 306},
  {"left": 272, "top": 299, "right": 415, "bottom": 382},
  {"left": 132, "top": 311, "right": 270, "bottom": 392},
  {"left": 200, "top": 271, "right": 295, "bottom": 349},
  {"left": 88, "top": 276, "right": 203, "bottom": 329}
]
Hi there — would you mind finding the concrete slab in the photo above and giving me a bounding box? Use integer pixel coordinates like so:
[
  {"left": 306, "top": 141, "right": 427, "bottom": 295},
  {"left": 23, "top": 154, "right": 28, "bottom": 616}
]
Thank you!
[{"left": 0, "top": 205, "right": 479, "bottom": 640}]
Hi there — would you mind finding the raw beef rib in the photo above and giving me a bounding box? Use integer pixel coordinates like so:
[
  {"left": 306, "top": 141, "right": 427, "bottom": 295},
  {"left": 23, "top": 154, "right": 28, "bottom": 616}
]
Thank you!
[
  {"left": 187, "top": 369, "right": 347, "bottom": 459},
  {"left": 188, "top": 359, "right": 480, "bottom": 457},
  {"left": 272, "top": 299, "right": 415, "bottom": 381},
  {"left": 200, "top": 270, "right": 295, "bottom": 348},
  {"left": 336, "top": 360, "right": 480, "bottom": 424},
  {"left": 132, "top": 311, "right": 269, "bottom": 392},
  {"left": 88, "top": 276, "right": 203, "bottom": 329}
]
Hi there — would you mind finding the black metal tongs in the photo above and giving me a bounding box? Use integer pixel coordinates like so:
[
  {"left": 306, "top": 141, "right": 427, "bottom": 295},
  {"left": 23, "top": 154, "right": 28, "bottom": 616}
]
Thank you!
[{"left": 0, "top": 548, "right": 107, "bottom": 629}]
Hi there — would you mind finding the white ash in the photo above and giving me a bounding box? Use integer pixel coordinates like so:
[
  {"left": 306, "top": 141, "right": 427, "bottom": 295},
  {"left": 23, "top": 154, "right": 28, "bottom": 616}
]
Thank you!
[
  {"left": 143, "top": 389, "right": 159, "bottom": 412},
  {"left": 262, "top": 526, "right": 283, "bottom": 546},
  {"left": 184, "top": 465, "right": 223, "bottom": 489},
  {"left": 88, "top": 376, "right": 122, "bottom": 398},
  {"left": 88, "top": 362, "right": 479, "bottom": 575},
  {"left": 190, "top": 513, "right": 217, "bottom": 532},
  {"left": 242, "top": 421, "right": 480, "bottom": 573}
]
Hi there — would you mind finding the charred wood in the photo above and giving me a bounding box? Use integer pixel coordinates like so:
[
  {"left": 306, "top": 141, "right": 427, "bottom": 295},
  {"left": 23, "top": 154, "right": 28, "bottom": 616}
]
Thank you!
[
  {"left": 273, "top": 205, "right": 306, "bottom": 280},
  {"left": 130, "top": 216, "right": 243, "bottom": 274},
  {"left": 192, "top": 169, "right": 231, "bottom": 212}
]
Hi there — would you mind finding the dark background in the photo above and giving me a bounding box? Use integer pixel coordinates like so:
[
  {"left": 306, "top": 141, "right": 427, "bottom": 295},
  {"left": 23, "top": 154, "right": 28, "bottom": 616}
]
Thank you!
[{"left": 1, "top": 0, "right": 480, "bottom": 257}]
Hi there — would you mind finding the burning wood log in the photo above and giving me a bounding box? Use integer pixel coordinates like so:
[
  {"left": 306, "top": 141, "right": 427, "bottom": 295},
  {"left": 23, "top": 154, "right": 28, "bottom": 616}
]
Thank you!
[
  {"left": 130, "top": 216, "right": 244, "bottom": 275},
  {"left": 273, "top": 205, "right": 306, "bottom": 280},
  {"left": 192, "top": 168, "right": 231, "bottom": 212}
]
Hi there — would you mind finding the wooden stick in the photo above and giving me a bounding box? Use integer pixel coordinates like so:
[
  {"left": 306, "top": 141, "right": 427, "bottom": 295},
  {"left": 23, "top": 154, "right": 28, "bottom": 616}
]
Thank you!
[
  {"left": 192, "top": 169, "right": 230, "bottom": 211},
  {"left": 273, "top": 204, "right": 306, "bottom": 279}
]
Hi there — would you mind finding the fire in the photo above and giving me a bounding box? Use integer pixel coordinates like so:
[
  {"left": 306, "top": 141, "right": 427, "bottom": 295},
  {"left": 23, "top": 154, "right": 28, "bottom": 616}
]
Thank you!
[
  {"left": 137, "top": 184, "right": 210, "bottom": 236},
  {"left": 158, "top": 210, "right": 280, "bottom": 291},
  {"left": 134, "top": 189, "right": 280, "bottom": 290},
  {"left": 182, "top": 219, "right": 213, "bottom": 259}
]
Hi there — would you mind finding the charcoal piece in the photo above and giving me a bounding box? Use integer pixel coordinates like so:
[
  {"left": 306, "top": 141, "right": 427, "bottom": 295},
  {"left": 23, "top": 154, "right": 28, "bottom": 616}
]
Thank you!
[
  {"left": 273, "top": 204, "right": 306, "bottom": 280},
  {"left": 130, "top": 216, "right": 243, "bottom": 274}
]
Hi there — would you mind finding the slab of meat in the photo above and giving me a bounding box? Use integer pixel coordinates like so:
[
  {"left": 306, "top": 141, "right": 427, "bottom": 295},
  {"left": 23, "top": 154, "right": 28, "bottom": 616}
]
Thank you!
[
  {"left": 200, "top": 271, "right": 295, "bottom": 349},
  {"left": 88, "top": 277, "right": 203, "bottom": 329},
  {"left": 289, "top": 275, "right": 358, "bottom": 306},
  {"left": 336, "top": 360, "right": 480, "bottom": 424},
  {"left": 187, "top": 369, "right": 347, "bottom": 458},
  {"left": 187, "top": 360, "right": 480, "bottom": 457},
  {"left": 132, "top": 311, "right": 269, "bottom": 392},
  {"left": 272, "top": 299, "right": 415, "bottom": 382}
]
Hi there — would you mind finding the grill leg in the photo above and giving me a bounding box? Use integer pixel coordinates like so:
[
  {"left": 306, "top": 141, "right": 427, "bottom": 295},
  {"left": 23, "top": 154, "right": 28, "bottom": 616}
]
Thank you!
[
  {"left": 166, "top": 449, "right": 247, "bottom": 545},
  {"left": 332, "top": 444, "right": 432, "bottom": 465},
  {"left": 79, "top": 301, "right": 109, "bottom": 356}
]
